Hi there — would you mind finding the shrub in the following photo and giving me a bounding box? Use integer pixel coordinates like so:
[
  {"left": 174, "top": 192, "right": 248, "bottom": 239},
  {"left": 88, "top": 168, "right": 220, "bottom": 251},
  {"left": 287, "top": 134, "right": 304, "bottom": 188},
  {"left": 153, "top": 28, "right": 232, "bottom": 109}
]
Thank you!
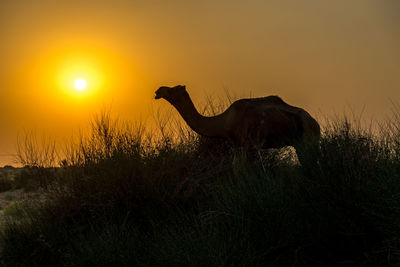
[
  {"left": 0, "top": 173, "right": 13, "bottom": 192},
  {"left": 1, "top": 107, "right": 400, "bottom": 266}
]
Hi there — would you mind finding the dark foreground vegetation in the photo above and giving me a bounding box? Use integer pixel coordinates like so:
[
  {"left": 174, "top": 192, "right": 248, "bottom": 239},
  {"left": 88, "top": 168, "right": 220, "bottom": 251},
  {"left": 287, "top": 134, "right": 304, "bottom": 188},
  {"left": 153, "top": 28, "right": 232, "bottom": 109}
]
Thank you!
[{"left": 1, "top": 108, "right": 400, "bottom": 266}]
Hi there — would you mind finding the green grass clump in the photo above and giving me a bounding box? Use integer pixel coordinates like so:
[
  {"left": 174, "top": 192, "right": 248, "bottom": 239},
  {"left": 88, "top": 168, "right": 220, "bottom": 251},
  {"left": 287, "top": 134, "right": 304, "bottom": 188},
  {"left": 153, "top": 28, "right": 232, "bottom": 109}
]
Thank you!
[{"left": 1, "top": 110, "right": 400, "bottom": 266}]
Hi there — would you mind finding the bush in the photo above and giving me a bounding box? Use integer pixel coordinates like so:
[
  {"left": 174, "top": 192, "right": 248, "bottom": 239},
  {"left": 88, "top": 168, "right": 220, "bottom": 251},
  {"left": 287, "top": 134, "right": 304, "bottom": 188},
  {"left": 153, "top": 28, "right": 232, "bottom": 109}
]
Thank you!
[
  {"left": 1, "top": 110, "right": 400, "bottom": 266},
  {"left": 13, "top": 167, "right": 58, "bottom": 191},
  {"left": 0, "top": 173, "right": 13, "bottom": 192}
]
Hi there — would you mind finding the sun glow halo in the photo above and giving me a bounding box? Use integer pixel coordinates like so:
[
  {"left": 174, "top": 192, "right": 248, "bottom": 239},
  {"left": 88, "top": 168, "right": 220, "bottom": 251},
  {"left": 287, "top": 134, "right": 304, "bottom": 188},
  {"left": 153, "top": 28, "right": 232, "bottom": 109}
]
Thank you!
[{"left": 74, "top": 79, "right": 87, "bottom": 91}]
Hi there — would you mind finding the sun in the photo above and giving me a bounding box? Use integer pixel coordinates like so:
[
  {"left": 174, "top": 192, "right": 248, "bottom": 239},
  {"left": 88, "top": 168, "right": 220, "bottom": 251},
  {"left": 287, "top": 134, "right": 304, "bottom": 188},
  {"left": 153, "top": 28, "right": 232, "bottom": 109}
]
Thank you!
[{"left": 74, "top": 79, "right": 87, "bottom": 91}]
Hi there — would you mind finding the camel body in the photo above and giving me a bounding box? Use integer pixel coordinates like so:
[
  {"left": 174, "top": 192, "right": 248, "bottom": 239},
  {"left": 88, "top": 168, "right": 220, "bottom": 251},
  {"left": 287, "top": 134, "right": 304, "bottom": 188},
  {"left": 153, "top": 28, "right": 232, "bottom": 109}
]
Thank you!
[
  {"left": 216, "top": 96, "right": 320, "bottom": 149},
  {"left": 155, "top": 85, "right": 320, "bottom": 162}
]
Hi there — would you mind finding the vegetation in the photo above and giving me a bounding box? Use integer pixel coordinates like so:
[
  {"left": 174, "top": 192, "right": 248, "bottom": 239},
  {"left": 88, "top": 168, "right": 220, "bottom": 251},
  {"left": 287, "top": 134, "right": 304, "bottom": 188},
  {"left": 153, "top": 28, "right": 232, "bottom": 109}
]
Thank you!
[{"left": 1, "top": 107, "right": 400, "bottom": 266}]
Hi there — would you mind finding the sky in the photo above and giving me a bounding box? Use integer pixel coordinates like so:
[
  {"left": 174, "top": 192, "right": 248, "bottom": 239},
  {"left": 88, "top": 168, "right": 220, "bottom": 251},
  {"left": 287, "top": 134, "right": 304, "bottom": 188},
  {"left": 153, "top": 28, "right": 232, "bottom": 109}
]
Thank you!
[{"left": 0, "top": 0, "right": 399, "bottom": 165}]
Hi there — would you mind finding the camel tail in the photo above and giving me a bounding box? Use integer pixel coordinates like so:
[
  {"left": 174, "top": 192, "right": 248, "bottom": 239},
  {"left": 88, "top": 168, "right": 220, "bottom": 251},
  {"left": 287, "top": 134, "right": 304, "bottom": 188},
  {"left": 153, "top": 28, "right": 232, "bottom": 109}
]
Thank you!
[
  {"left": 310, "top": 117, "right": 321, "bottom": 138},
  {"left": 296, "top": 114, "right": 321, "bottom": 168},
  {"left": 302, "top": 113, "right": 321, "bottom": 141}
]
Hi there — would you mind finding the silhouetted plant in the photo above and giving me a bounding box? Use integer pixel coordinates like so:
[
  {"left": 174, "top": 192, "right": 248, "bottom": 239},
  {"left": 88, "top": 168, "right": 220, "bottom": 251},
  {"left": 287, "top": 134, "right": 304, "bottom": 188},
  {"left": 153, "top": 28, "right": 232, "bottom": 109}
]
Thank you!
[
  {"left": 16, "top": 131, "right": 57, "bottom": 168},
  {"left": 0, "top": 172, "right": 13, "bottom": 192},
  {"left": 1, "top": 103, "right": 400, "bottom": 266}
]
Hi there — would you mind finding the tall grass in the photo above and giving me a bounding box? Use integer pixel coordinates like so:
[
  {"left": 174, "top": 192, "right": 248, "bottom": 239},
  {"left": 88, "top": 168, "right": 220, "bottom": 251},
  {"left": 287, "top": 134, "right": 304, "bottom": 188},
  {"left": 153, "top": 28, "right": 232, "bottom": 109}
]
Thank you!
[{"left": 1, "top": 105, "right": 400, "bottom": 266}]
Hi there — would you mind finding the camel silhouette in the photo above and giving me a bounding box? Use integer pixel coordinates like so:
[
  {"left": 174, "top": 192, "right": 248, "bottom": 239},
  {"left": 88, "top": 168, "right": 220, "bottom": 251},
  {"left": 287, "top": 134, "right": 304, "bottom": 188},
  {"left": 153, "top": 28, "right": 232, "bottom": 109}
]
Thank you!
[{"left": 155, "top": 85, "right": 320, "bottom": 164}]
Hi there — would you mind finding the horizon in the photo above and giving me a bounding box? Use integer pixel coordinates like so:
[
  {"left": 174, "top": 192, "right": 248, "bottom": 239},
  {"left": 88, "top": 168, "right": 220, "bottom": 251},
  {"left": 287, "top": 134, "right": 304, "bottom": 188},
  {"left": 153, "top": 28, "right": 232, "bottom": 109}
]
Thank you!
[{"left": 1, "top": 0, "right": 399, "bottom": 166}]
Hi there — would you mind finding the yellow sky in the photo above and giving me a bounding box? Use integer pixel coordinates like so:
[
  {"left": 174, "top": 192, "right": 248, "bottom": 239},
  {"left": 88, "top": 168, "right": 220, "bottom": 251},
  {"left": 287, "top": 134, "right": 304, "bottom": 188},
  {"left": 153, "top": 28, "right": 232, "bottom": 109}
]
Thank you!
[{"left": 0, "top": 0, "right": 399, "bottom": 165}]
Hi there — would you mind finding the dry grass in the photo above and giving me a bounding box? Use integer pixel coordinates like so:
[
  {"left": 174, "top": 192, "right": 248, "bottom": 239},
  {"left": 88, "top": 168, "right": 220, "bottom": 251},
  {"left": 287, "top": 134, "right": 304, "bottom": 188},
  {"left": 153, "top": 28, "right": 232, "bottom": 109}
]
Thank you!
[{"left": 1, "top": 103, "right": 400, "bottom": 266}]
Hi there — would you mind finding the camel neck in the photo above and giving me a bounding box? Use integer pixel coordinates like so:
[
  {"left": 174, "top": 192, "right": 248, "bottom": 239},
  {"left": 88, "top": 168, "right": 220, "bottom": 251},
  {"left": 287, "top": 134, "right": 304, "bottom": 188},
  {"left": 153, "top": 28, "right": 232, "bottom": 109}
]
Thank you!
[{"left": 168, "top": 94, "right": 225, "bottom": 138}]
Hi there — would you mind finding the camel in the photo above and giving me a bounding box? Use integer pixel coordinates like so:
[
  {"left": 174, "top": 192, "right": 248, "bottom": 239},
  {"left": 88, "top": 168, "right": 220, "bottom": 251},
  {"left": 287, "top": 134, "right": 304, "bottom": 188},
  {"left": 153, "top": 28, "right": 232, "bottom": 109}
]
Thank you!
[{"left": 154, "top": 85, "right": 320, "bottom": 164}]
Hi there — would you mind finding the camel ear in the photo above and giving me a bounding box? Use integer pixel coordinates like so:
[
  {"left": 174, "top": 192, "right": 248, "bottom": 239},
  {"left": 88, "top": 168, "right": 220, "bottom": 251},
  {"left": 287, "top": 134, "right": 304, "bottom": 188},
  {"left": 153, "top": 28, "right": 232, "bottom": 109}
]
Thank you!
[{"left": 174, "top": 85, "right": 186, "bottom": 92}]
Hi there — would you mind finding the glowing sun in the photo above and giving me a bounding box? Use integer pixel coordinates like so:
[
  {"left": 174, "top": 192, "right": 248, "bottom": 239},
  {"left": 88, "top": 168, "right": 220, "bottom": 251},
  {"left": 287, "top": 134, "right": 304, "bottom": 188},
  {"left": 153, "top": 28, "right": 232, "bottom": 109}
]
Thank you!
[{"left": 74, "top": 79, "right": 87, "bottom": 91}]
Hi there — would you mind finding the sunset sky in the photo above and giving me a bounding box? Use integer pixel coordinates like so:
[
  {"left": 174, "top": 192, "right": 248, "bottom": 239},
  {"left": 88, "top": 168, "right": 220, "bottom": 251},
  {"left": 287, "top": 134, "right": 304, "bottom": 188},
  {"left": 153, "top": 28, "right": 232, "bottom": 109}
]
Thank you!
[{"left": 1, "top": 0, "right": 399, "bottom": 165}]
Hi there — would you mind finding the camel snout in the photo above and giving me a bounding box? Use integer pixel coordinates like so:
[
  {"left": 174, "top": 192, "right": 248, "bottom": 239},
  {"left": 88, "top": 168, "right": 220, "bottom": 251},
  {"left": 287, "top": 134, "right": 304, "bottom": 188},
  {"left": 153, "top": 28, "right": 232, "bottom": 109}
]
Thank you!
[{"left": 154, "top": 94, "right": 161, "bottom": 99}]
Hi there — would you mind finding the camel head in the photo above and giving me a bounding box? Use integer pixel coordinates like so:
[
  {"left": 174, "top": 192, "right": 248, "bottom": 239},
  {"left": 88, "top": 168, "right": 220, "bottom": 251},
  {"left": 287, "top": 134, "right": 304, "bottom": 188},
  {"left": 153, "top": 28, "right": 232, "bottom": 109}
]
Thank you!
[{"left": 154, "top": 85, "right": 187, "bottom": 101}]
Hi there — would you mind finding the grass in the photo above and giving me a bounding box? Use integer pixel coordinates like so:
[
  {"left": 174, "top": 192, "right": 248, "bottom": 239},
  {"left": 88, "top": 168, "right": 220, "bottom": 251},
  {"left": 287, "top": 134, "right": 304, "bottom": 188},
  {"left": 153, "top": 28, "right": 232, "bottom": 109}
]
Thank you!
[{"left": 1, "top": 108, "right": 400, "bottom": 266}]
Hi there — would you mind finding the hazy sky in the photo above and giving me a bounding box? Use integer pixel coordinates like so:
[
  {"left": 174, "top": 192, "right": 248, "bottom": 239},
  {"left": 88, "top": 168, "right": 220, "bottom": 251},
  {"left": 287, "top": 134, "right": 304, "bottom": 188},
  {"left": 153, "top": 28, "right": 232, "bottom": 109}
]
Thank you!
[{"left": 1, "top": 0, "right": 399, "bottom": 165}]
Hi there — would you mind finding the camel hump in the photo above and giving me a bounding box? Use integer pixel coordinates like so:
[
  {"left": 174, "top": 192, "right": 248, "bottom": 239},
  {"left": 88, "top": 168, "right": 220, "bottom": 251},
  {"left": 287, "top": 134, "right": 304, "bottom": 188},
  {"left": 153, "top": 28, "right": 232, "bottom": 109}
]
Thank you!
[
  {"left": 263, "top": 95, "right": 286, "bottom": 104},
  {"left": 233, "top": 95, "right": 286, "bottom": 105}
]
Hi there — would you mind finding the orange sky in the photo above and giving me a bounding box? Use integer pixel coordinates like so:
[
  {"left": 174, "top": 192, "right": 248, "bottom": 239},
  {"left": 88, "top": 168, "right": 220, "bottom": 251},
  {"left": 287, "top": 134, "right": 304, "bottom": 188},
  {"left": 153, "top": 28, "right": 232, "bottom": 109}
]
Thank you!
[{"left": 1, "top": 0, "right": 399, "bottom": 165}]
